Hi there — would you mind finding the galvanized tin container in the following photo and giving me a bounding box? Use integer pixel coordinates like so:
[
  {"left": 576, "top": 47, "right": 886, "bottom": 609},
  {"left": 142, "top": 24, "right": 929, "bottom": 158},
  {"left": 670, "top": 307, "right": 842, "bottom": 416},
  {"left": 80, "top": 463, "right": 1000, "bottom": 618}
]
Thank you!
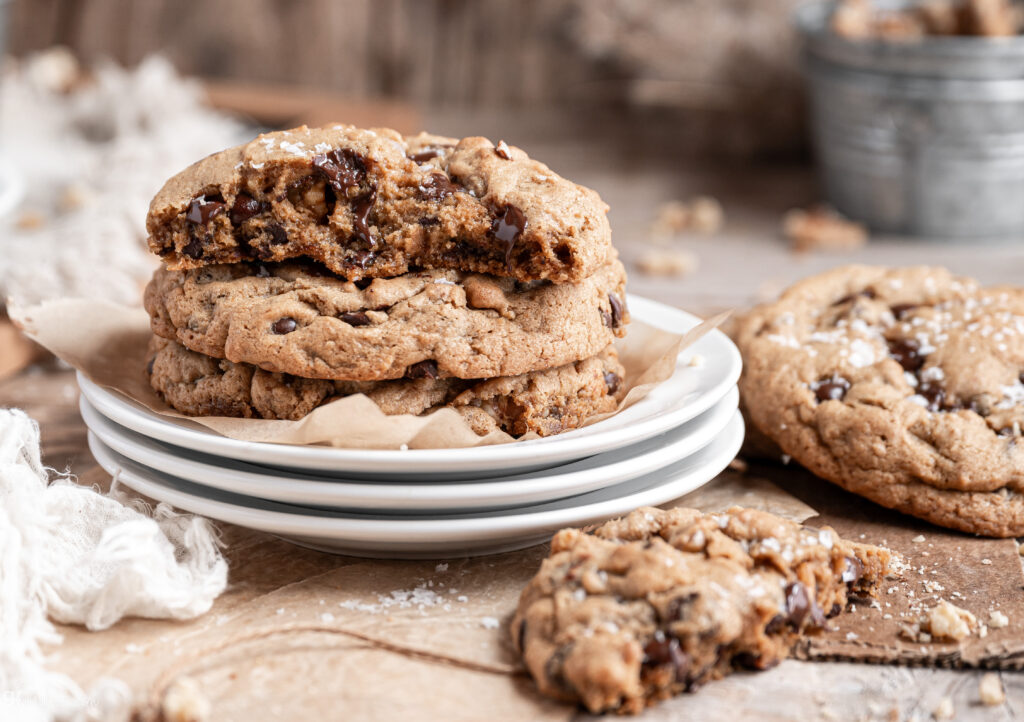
[{"left": 795, "top": 0, "right": 1024, "bottom": 239}]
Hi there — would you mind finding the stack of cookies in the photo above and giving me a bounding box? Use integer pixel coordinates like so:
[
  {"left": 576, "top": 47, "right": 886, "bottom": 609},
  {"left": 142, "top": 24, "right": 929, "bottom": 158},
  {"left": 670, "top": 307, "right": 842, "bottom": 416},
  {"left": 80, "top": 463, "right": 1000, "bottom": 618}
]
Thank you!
[{"left": 141, "top": 125, "right": 629, "bottom": 437}]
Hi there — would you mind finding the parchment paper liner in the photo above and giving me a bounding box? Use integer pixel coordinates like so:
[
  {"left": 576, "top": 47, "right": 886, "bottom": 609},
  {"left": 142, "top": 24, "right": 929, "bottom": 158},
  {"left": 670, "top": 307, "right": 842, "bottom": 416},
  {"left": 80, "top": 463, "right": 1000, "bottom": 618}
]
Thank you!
[{"left": 10, "top": 298, "right": 727, "bottom": 450}]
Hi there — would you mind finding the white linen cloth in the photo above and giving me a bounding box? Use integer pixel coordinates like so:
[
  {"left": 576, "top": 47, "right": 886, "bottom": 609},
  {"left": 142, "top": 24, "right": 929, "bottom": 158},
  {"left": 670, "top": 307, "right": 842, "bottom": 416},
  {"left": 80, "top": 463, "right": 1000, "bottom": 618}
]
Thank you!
[{"left": 0, "top": 408, "right": 227, "bottom": 721}]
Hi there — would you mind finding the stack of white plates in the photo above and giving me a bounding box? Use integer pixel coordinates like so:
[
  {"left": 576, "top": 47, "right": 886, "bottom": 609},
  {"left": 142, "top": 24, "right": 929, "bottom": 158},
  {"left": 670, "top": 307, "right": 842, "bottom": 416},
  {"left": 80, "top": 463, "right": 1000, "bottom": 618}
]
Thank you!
[{"left": 79, "top": 296, "right": 743, "bottom": 558}]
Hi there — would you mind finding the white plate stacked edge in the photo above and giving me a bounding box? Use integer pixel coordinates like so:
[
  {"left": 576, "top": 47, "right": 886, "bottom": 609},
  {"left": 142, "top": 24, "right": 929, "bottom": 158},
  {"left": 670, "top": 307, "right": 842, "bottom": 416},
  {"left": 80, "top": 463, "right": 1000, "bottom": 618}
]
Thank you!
[
  {"left": 87, "top": 412, "right": 744, "bottom": 558},
  {"left": 76, "top": 295, "right": 742, "bottom": 479},
  {"left": 80, "top": 385, "right": 740, "bottom": 513}
]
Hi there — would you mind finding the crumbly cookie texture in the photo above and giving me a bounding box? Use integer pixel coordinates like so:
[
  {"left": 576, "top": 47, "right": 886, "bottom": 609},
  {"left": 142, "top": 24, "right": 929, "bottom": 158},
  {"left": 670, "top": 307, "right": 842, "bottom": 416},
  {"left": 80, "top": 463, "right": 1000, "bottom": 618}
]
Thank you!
[
  {"left": 511, "top": 506, "right": 892, "bottom": 714},
  {"left": 146, "top": 125, "right": 612, "bottom": 283},
  {"left": 147, "top": 337, "right": 625, "bottom": 437},
  {"left": 144, "top": 259, "right": 628, "bottom": 382},
  {"left": 733, "top": 265, "right": 1024, "bottom": 537}
]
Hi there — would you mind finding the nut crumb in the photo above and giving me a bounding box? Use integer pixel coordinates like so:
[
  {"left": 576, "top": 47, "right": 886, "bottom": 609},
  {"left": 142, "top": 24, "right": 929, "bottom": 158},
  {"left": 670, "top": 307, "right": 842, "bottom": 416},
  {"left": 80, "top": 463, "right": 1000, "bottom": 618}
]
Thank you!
[
  {"left": 923, "top": 599, "right": 976, "bottom": 641},
  {"left": 932, "top": 696, "right": 954, "bottom": 720},
  {"left": 783, "top": 205, "right": 867, "bottom": 253},
  {"left": 162, "top": 676, "right": 210, "bottom": 722},
  {"left": 650, "top": 196, "right": 724, "bottom": 238},
  {"left": 979, "top": 673, "right": 1005, "bottom": 706},
  {"left": 988, "top": 610, "right": 1009, "bottom": 628},
  {"left": 636, "top": 248, "right": 699, "bottom": 277}
]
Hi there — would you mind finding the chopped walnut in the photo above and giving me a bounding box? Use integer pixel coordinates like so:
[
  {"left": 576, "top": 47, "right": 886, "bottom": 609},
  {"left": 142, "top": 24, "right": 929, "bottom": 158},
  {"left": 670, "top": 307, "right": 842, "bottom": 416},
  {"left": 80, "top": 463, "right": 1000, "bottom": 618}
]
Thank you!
[
  {"left": 783, "top": 206, "right": 867, "bottom": 253},
  {"left": 988, "top": 610, "right": 1009, "bottom": 628},
  {"left": 162, "top": 676, "right": 211, "bottom": 722},
  {"left": 651, "top": 196, "right": 724, "bottom": 238},
  {"left": 636, "top": 248, "right": 699, "bottom": 277},
  {"left": 978, "top": 673, "right": 1006, "bottom": 706},
  {"left": 924, "top": 599, "right": 977, "bottom": 641}
]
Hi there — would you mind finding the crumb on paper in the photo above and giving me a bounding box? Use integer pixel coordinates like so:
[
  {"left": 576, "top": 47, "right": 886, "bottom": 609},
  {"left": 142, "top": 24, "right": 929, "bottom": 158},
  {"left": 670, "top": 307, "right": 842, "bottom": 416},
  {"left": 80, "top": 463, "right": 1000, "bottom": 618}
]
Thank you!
[
  {"left": 932, "top": 696, "right": 954, "bottom": 720},
  {"left": 435, "top": 563, "right": 449, "bottom": 573},
  {"left": 15, "top": 210, "right": 46, "bottom": 230},
  {"left": 924, "top": 599, "right": 977, "bottom": 641},
  {"left": 687, "top": 354, "right": 705, "bottom": 368},
  {"left": 636, "top": 248, "right": 699, "bottom": 277},
  {"left": 979, "top": 673, "right": 1005, "bottom": 706},
  {"left": 912, "top": 535, "right": 926, "bottom": 543},
  {"left": 981, "top": 558, "right": 992, "bottom": 565},
  {"left": 650, "top": 196, "right": 724, "bottom": 238},
  {"left": 783, "top": 206, "right": 867, "bottom": 253},
  {"left": 481, "top": 616, "right": 500, "bottom": 629},
  {"left": 162, "top": 676, "right": 211, "bottom": 722},
  {"left": 989, "top": 610, "right": 1009, "bottom": 629}
]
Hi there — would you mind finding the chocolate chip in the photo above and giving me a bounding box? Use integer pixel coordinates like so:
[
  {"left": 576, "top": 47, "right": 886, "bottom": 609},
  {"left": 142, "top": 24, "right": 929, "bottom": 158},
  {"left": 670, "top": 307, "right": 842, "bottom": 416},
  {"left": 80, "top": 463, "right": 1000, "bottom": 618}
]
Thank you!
[
  {"left": 407, "top": 147, "right": 445, "bottom": 164},
  {"left": 812, "top": 375, "right": 851, "bottom": 402},
  {"left": 351, "top": 187, "right": 377, "bottom": 248},
  {"left": 312, "top": 148, "right": 367, "bottom": 194},
  {"left": 841, "top": 555, "right": 864, "bottom": 584},
  {"left": 765, "top": 614, "right": 786, "bottom": 635},
  {"left": 828, "top": 603, "right": 842, "bottom": 618},
  {"left": 494, "top": 140, "right": 512, "bottom": 160},
  {"left": 419, "top": 216, "right": 440, "bottom": 226},
  {"left": 890, "top": 303, "right": 918, "bottom": 320},
  {"left": 406, "top": 360, "right": 439, "bottom": 379},
  {"left": 182, "top": 237, "right": 204, "bottom": 259},
  {"left": 642, "top": 632, "right": 689, "bottom": 681},
  {"left": 608, "top": 293, "right": 624, "bottom": 328},
  {"left": 491, "top": 204, "right": 527, "bottom": 272},
  {"left": 918, "top": 381, "right": 945, "bottom": 411},
  {"left": 888, "top": 338, "right": 924, "bottom": 372},
  {"left": 339, "top": 311, "right": 371, "bottom": 326},
  {"left": 271, "top": 317, "right": 297, "bottom": 334},
  {"left": 418, "top": 172, "right": 459, "bottom": 201},
  {"left": 782, "top": 582, "right": 824, "bottom": 629},
  {"left": 230, "top": 193, "right": 269, "bottom": 224},
  {"left": 185, "top": 195, "right": 225, "bottom": 225},
  {"left": 604, "top": 371, "right": 621, "bottom": 395},
  {"left": 665, "top": 593, "right": 698, "bottom": 622},
  {"left": 268, "top": 224, "right": 289, "bottom": 245}
]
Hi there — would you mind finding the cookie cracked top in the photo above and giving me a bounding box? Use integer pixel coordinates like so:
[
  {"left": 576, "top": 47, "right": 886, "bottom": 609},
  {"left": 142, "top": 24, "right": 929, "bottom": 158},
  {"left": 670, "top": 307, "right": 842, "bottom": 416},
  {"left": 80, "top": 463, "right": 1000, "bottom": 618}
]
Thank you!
[
  {"left": 735, "top": 265, "right": 1024, "bottom": 536},
  {"left": 146, "top": 125, "right": 612, "bottom": 283}
]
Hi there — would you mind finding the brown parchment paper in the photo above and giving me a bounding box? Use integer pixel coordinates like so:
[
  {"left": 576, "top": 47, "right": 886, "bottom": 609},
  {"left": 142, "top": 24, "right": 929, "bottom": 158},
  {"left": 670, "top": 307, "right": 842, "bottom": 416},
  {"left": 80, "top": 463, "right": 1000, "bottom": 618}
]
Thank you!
[{"left": 10, "top": 298, "right": 726, "bottom": 449}]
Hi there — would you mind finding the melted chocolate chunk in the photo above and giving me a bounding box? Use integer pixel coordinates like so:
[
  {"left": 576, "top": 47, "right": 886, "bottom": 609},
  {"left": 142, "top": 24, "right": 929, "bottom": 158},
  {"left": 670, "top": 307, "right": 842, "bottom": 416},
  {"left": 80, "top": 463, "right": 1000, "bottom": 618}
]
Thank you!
[
  {"left": 890, "top": 303, "right": 918, "bottom": 320},
  {"left": 407, "top": 146, "right": 447, "bottom": 164},
  {"left": 812, "top": 375, "right": 851, "bottom": 402},
  {"left": 840, "top": 555, "right": 864, "bottom": 584},
  {"left": 918, "top": 381, "right": 946, "bottom": 412},
  {"left": 312, "top": 148, "right": 367, "bottom": 194},
  {"left": 271, "top": 317, "right": 298, "bottom": 335},
  {"left": 185, "top": 195, "right": 225, "bottom": 225},
  {"left": 604, "top": 371, "right": 622, "bottom": 395},
  {"left": 642, "top": 632, "right": 689, "bottom": 681},
  {"left": 783, "top": 582, "right": 824, "bottom": 629},
  {"left": 888, "top": 338, "right": 924, "bottom": 372},
  {"left": 182, "top": 237, "right": 204, "bottom": 260},
  {"left": 351, "top": 187, "right": 378, "bottom": 248},
  {"left": 230, "top": 193, "right": 269, "bottom": 225},
  {"left": 418, "top": 172, "right": 459, "bottom": 201},
  {"left": 339, "top": 311, "right": 371, "bottom": 326},
  {"left": 491, "top": 204, "right": 527, "bottom": 272},
  {"left": 765, "top": 614, "right": 786, "bottom": 635},
  {"left": 268, "top": 224, "right": 289, "bottom": 245},
  {"left": 406, "top": 360, "right": 439, "bottom": 379},
  {"left": 608, "top": 293, "right": 624, "bottom": 328}
]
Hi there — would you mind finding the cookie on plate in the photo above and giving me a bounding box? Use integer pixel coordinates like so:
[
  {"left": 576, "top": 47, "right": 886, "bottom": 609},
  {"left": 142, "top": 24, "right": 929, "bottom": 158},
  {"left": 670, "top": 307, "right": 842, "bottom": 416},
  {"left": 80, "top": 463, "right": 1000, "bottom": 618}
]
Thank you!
[
  {"left": 144, "top": 258, "right": 628, "bottom": 382},
  {"left": 734, "top": 265, "right": 1024, "bottom": 537},
  {"left": 512, "top": 506, "right": 892, "bottom": 714},
  {"left": 146, "top": 125, "right": 612, "bottom": 283},
  {"left": 147, "top": 337, "right": 625, "bottom": 437}
]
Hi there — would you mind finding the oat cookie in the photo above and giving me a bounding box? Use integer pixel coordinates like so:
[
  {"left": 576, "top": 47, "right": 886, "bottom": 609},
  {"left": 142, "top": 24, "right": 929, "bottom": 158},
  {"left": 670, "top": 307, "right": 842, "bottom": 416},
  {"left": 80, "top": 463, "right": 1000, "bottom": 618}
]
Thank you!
[
  {"left": 511, "top": 506, "right": 892, "bottom": 714},
  {"left": 144, "top": 259, "right": 628, "bottom": 382},
  {"left": 734, "top": 265, "right": 1024, "bottom": 536},
  {"left": 147, "top": 337, "right": 625, "bottom": 437},
  {"left": 146, "top": 125, "right": 612, "bottom": 283}
]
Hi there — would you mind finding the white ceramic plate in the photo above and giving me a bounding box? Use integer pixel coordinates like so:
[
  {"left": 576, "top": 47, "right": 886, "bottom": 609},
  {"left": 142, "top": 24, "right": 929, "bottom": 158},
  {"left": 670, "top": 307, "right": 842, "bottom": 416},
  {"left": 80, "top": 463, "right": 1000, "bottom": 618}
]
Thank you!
[
  {"left": 77, "top": 295, "right": 741, "bottom": 478},
  {"left": 80, "top": 386, "right": 739, "bottom": 513},
  {"left": 87, "top": 412, "right": 744, "bottom": 558}
]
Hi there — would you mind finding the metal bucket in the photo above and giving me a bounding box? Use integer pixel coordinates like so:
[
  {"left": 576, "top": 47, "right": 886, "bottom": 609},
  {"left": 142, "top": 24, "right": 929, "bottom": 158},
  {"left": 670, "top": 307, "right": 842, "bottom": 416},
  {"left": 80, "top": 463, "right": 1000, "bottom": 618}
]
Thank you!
[{"left": 795, "top": 0, "right": 1024, "bottom": 239}]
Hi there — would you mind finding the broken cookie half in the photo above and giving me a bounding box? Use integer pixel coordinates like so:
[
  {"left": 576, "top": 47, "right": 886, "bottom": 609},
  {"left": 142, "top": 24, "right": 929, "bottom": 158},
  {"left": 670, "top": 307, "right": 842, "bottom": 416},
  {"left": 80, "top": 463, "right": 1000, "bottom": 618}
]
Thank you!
[{"left": 511, "top": 506, "right": 894, "bottom": 714}]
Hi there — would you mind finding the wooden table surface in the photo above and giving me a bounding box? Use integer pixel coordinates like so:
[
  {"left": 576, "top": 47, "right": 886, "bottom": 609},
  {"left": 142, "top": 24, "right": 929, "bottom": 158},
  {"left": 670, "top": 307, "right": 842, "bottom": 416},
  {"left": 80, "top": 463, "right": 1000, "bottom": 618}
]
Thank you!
[{"left": 5, "top": 108, "right": 1024, "bottom": 720}]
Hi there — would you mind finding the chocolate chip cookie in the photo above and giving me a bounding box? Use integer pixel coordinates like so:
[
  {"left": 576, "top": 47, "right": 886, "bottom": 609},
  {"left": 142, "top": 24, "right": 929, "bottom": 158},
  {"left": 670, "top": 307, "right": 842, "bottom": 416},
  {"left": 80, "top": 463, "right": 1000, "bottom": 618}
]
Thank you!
[
  {"left": 147, "top": 337, "right": 625, "bottom": 437},
  {"left": 146, "top": 125, "right": 612, "bottom": 283},
  {"left": 144, "top": 259, "right": 628, "bottom": 382},
  {"left": 734, "top": 265, "right": 1024, "bottom": 537},
  {"left": 512, "top": 506, "right": 892, "bottom": 714}
]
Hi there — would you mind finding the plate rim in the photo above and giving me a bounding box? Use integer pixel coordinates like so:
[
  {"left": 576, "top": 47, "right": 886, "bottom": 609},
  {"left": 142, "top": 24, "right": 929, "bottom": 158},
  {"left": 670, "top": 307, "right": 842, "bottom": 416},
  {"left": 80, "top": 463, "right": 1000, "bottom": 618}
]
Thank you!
[
  {"left": 77, "top": 295, "right": 742, "bottom": 474},
  {"left": 81, "top": 387, "right": 739, "bottom": 511},
  {"left": 87, "top": 413, "right": 744, "bottom": 542}
]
